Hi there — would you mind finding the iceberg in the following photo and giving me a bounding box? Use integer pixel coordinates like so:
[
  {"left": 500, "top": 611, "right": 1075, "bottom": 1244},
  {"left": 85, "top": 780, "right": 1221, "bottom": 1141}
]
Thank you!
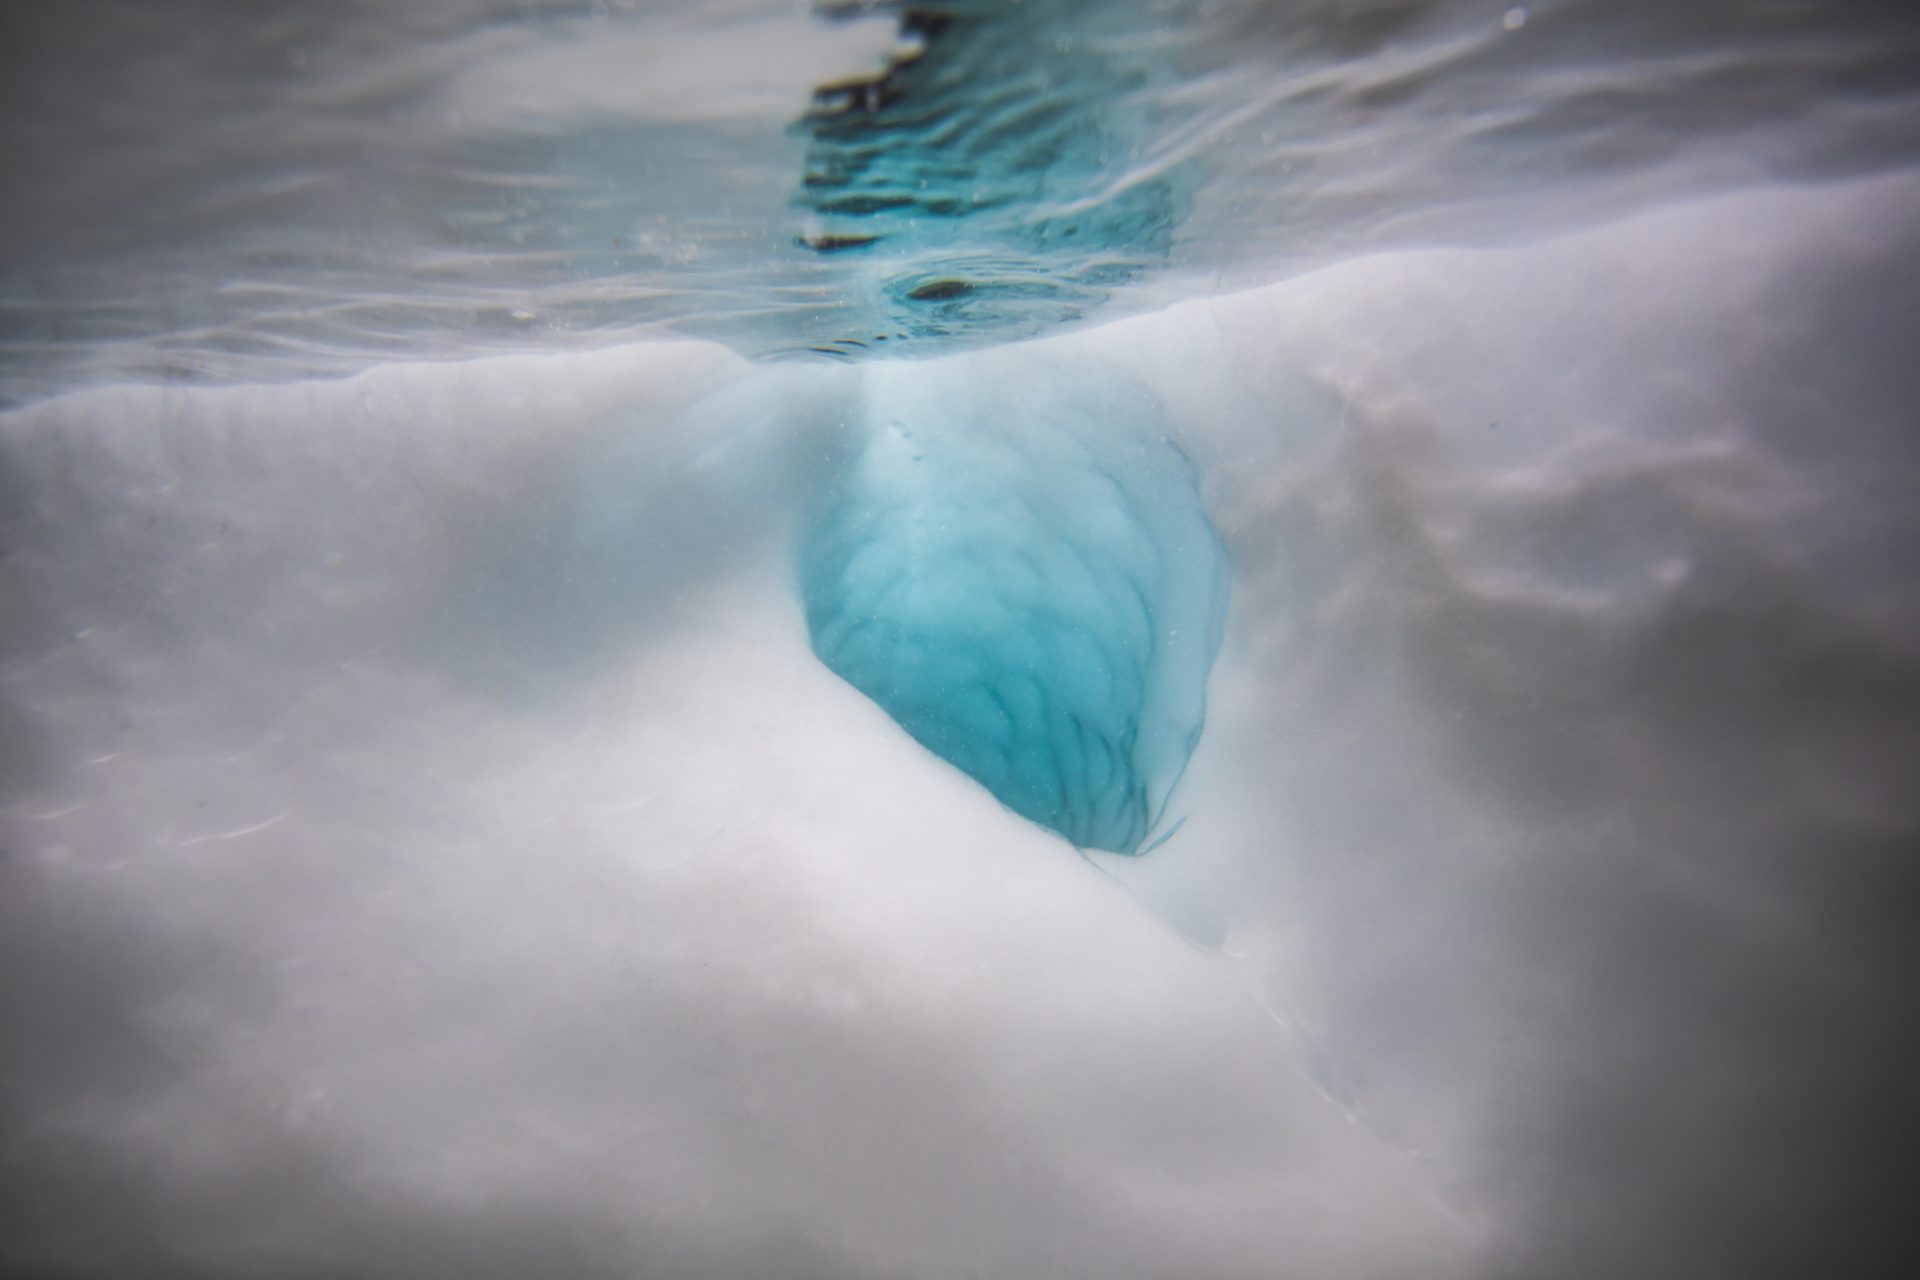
[{"left": 3, "top": 2, "right": 1919, "bottom": 1278}]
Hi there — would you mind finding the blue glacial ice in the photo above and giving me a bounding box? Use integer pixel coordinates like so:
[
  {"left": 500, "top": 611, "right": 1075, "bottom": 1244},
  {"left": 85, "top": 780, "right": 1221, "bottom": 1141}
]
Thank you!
[{"left": 799, "top": 359, "right": 1228, "bottom": 853}]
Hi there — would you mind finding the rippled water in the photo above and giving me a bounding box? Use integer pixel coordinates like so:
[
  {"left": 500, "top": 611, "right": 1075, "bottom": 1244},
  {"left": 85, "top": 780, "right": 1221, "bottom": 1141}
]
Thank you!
[{"left": 4, "top": 0, "right": 1916, "bottom": 400}]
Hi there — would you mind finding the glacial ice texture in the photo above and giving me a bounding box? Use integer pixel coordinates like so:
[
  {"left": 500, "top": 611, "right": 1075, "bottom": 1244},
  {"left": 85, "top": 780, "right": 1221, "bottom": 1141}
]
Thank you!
[{"left": 800, "top": 360, "right": 1227, "bottom": 853}]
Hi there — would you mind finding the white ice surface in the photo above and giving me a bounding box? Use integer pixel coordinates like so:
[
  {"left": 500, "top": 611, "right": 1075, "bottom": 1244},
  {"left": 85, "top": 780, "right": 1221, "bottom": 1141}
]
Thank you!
[{"left": 5, "top": 172, "right": 1918, "bottom": 1277}]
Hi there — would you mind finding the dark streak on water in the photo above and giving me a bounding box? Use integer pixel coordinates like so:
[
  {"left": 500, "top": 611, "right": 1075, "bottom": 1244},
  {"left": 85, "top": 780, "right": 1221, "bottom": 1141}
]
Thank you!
[{"left": 790, "top": 1, "right": 1192, "bottom": 353}]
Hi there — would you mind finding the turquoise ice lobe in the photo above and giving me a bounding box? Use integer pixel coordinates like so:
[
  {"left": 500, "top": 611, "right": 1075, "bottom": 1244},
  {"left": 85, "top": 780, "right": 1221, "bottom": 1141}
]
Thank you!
[{"left": 800, "top": 360, "right": 1228, "bottom": 854}]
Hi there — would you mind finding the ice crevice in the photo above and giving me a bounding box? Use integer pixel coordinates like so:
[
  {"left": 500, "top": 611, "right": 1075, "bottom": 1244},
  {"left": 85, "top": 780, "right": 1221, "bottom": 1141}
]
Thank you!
[{"left": 799, "top": 358, "right": 1229, "bottom": 853}]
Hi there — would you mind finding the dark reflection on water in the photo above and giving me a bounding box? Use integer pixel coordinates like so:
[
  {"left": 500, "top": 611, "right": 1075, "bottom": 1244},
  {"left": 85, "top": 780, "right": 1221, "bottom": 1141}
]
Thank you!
[{"left": 789, "top": 2, "right": 1192, "bottom": 355}]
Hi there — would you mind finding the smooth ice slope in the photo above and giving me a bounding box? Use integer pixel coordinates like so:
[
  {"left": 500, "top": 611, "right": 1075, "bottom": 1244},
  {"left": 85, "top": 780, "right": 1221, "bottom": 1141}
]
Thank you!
[
  {"left": 3, "top": 165, "right": 1918, "bottom": 1280},
  {"left": 0, "top": 345, "right": 1469, "bottom": 1280},
  {"left": 800, "top": 358, "right": 1228, "bottom": 853}
]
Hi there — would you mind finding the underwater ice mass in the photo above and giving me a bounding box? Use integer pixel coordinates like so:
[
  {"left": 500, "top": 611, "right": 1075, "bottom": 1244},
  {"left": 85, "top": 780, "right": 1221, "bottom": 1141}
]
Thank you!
[
  {"left": 801, "top": 362, "right": 1227, "bottom": 853},
  {"left": 6, "top": 2, "right": 1920, "bottom": 1278}
]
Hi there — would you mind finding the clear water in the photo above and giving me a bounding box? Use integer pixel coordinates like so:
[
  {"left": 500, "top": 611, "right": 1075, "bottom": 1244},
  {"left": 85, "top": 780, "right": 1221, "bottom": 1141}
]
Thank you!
[{"left": 5, "top": 0, "right": 1916, "bottom": 402}]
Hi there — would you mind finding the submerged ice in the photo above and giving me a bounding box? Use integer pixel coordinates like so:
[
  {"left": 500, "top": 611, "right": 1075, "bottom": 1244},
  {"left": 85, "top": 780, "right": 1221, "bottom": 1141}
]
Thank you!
[{"left": 800, "top": 360, "right": 1228, "bottom": 853}]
